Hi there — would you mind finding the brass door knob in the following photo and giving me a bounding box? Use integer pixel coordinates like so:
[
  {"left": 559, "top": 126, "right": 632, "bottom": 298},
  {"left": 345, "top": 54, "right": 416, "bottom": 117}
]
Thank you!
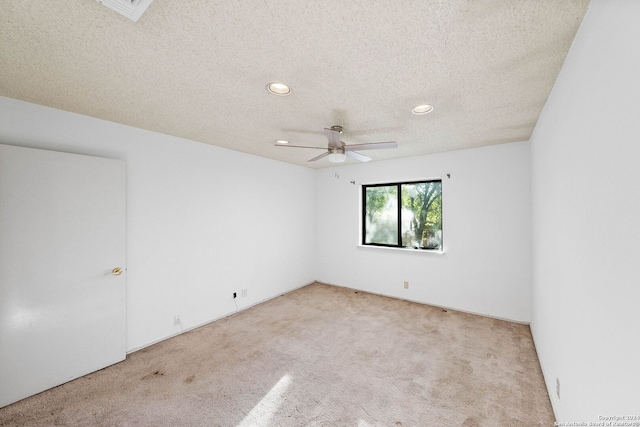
[{"left": 111, "top": 267, "right": 123, "bottom": 276}]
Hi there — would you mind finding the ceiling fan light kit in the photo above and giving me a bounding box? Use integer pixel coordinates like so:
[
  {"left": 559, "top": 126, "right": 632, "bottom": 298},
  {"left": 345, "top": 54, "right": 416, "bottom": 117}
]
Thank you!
[{"left": 328, "top": 148, "right": 346, "bottom": 163}]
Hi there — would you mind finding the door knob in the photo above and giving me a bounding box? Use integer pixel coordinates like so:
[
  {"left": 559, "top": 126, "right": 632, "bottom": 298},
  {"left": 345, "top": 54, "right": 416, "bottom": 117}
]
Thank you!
[{"left": 110, "top": 267, "right": 123, "bottom": 276}]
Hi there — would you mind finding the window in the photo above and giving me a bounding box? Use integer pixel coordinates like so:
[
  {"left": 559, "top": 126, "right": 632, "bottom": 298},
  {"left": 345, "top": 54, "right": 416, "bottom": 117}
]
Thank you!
[{"left": 362, "top": 180, "right": 442, "bottom": 250}]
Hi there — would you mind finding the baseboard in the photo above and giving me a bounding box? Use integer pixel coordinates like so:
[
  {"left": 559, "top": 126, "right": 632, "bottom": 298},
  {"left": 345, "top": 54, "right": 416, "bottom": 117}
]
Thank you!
[
  {"left": 529, "top": 325, "right": 559, "bottom": 422},
  {"left": 126, "top": 280, "right": 316, "bottom": 355},
  {"left": 318, "top": 281, "right": 531, "bottom": 325}
]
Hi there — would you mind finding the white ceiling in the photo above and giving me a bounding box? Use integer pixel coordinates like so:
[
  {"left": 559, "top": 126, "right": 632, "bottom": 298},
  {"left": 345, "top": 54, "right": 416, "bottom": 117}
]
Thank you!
[{"left": 0, "top": 1, "right": 591, "bottom": 168}]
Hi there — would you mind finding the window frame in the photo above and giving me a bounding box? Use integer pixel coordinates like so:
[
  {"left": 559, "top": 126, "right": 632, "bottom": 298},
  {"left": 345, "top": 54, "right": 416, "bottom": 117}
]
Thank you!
[{"left": 361, "top": 179, "right": 443, "bottom": 251}]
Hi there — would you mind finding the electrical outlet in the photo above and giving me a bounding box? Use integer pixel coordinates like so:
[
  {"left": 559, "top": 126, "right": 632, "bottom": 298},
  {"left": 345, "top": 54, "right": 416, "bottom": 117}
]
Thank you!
[
  {"left": 556, "top": 377, "right": 560, "bottom": 399},
  {"left": 404, "top": 281, "right": 409, "bottom": 289},
  {"left": 241, "top": 289, "right": 248, "bottom": 297},
  {"left": 174, "top": 315, "right": 181, "bottom": 326}
]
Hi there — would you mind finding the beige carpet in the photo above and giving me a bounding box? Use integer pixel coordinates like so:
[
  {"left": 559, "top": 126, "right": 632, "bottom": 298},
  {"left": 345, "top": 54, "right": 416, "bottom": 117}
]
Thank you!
[{"left": 0, "top": 282, "right": 554, "bottom": 426}]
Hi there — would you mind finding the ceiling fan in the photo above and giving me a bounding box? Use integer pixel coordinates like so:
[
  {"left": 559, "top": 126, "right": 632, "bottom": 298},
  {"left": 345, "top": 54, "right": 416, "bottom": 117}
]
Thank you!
[{"left": 275, "top": 126, "right": 398, "bottom": 163}]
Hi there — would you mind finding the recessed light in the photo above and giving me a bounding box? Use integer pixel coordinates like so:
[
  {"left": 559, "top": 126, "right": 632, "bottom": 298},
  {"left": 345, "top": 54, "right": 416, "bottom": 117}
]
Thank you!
[
  {"left": 267, "top": 82, "right": 292, "bottom": 96},
  {"left": 276, "top": 140, "right": 289, "bottom": 144},
  {"left": 411, "top": 104, "right": 434, "bottom": 115}
]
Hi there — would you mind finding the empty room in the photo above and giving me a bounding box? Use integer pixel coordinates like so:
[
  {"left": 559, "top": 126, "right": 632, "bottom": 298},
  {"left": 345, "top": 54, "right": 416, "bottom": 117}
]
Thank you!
[{"left": 1, "top": 1, "right": 638, "bottom": 426}]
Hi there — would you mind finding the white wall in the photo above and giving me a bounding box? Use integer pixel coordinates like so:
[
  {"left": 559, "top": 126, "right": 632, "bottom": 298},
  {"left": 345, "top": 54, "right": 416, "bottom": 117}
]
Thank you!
[
  {"left": 0, "top": 96, "right": 317, "bottom": 352},
  {"left": 530, "top": 0, "right": 640, "bottom": 421},
  {"left": 315, "top": 141, "right": 532, "bottom": 323}
]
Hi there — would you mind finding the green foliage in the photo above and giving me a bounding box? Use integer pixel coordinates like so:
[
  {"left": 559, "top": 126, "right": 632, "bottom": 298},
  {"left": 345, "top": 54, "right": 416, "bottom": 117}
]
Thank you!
[
  {"left": 364, "top": 186, "right": 398, "bottom": 244},
  {"left": 402, "top": 182, "right": 442, "bottom": 248},
  {"left": 365, "top": 186, "right": 395, "bottom": 222}
]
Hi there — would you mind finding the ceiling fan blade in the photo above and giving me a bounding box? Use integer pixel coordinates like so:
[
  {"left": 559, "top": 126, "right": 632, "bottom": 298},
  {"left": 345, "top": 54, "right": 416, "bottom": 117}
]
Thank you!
[
  {"left": 345, "top": 151, "right": 371, "bottom": 162},
  {"left": 308, "top": 151, "right": 330, "bottom": 162},
  {"left": 275, "top": 144, "right": 327, "bottom": 149},
  {"left": 324, "top": 128, "right": 343, "bottom": 148},
  {"left": 345, "top": 141, "right": 398, "bottom": 151}
]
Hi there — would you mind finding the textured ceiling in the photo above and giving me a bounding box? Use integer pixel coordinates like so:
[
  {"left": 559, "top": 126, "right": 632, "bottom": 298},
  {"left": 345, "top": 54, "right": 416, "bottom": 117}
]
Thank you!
[{"left": 0, "top": 0, "right": 590, "bottom": 168}]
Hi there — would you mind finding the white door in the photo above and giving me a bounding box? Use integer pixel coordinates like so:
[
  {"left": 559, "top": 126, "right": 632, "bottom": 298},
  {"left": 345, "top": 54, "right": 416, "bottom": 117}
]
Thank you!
[{"left": 0, "top": 144, "right": 127, "bottom": 408}]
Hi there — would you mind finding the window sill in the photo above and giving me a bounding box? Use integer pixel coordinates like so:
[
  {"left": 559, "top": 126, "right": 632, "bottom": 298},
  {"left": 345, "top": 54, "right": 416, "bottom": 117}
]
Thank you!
[{"left": 357, "top": 245, "right": 446, "bottom": 255}]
